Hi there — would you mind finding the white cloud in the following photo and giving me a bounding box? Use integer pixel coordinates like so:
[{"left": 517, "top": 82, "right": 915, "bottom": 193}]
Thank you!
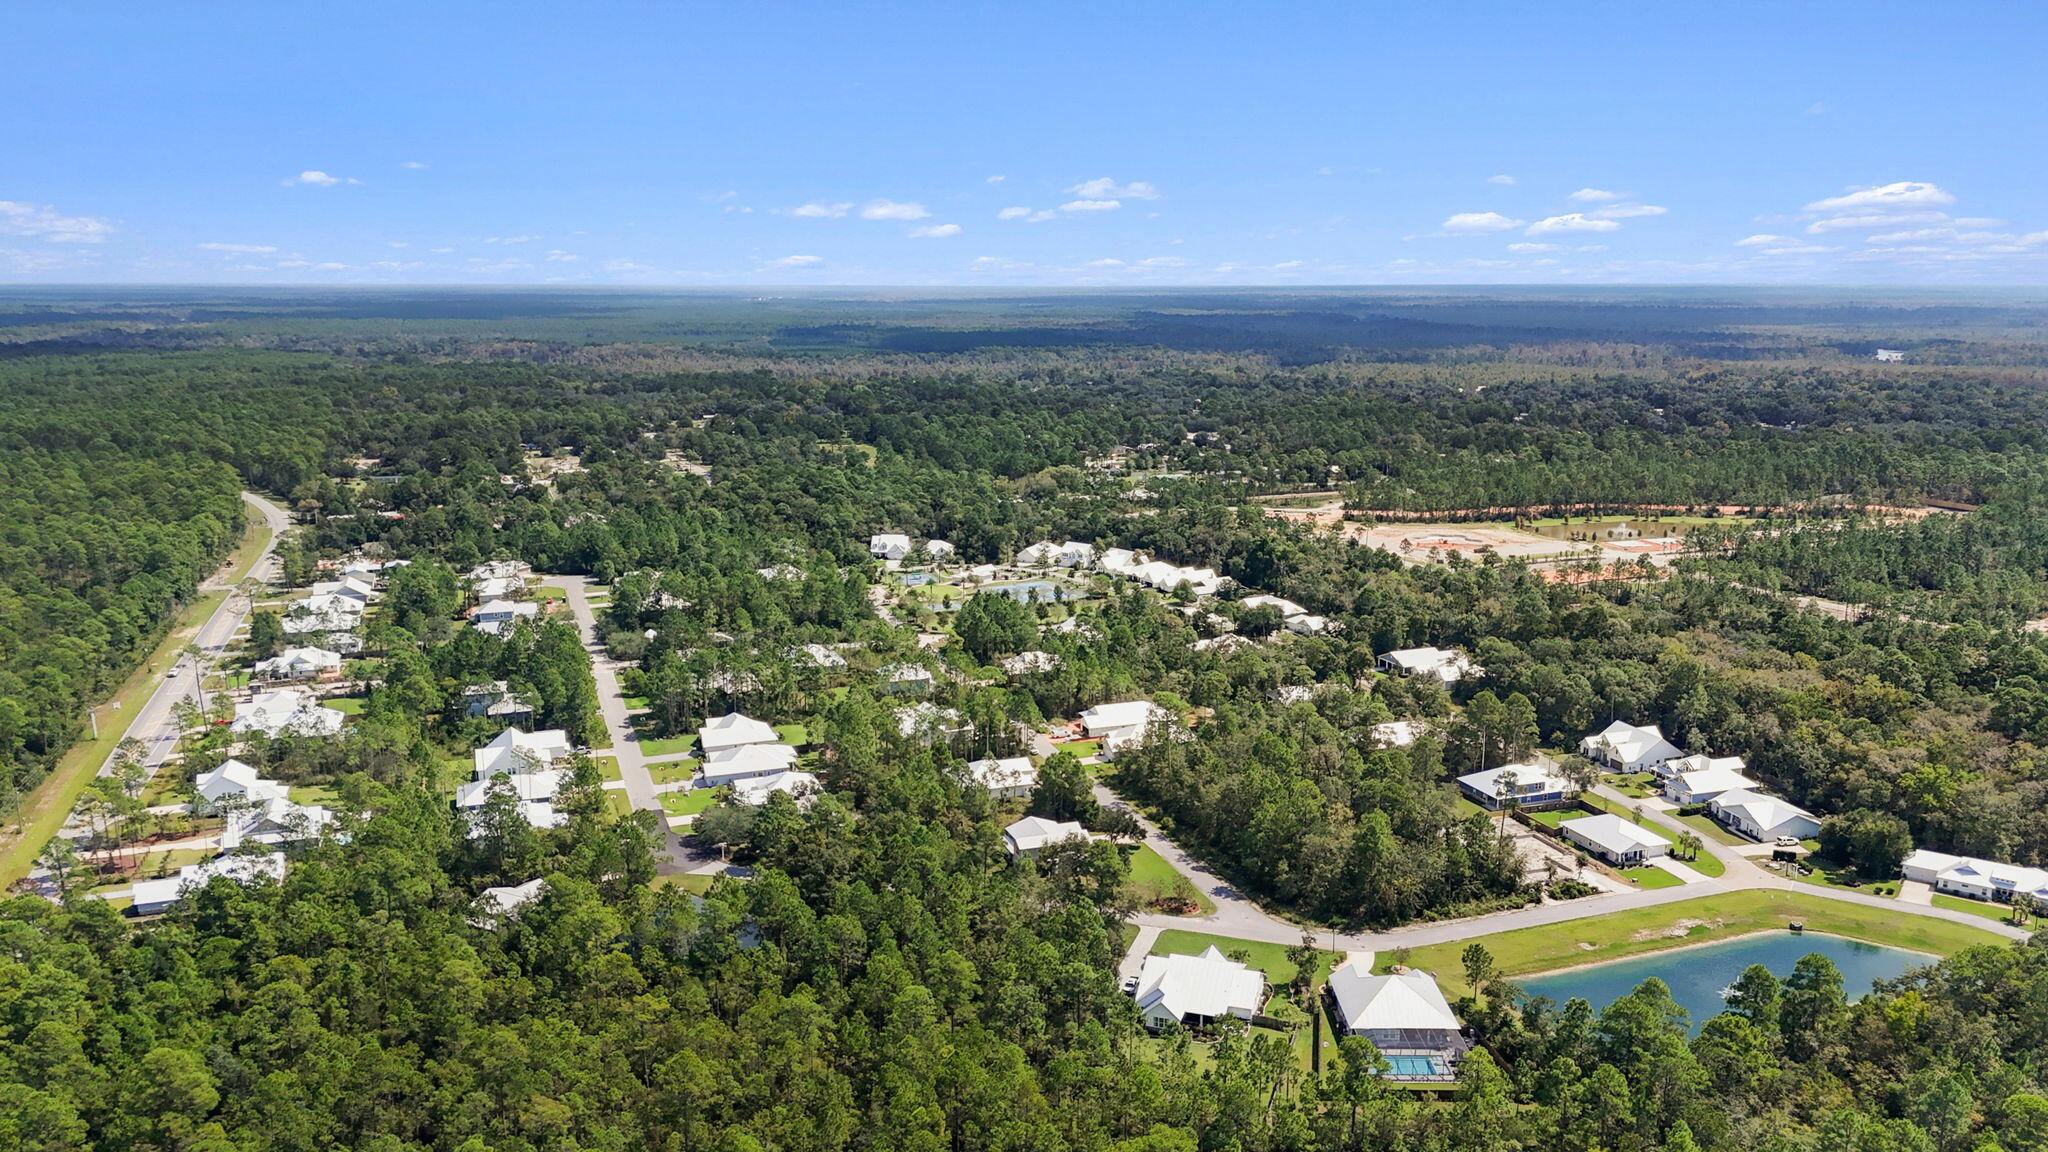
[
  {"left": 860, "top": 199, "right": 929, "bottom": 221},
  {"left": 998, "top": 206, "right": 1055, "bottom": 222},
  {"left": 1084, "top": 258, "right": 1125, "bottom": 267},
  {"left": 1060, "top": 199, "right": 1121, "bottom": 213},
  {"left": 387, "top": 241, "right": 408, "bottom": 248},
  {"left": 985, "top": 175, "right": 1006, "bottom": 184},
  {"left": 1272, "top": 260, "right": 1304, "bottom": 269},
  {"left": 767, "top": 254, "right": 823, "bottom": 267},
  {"left": 484, "top": 234, "right": 537, "bottom": 244},
  {"left": 1591, "top": 203, "right": 1667, "bottom": 220},
  {"left": 1735, "top": 233, "right": 1836, "bottom": 255},
  {"left": 1806, "top": 211, "right": 1949, "bottom": 233},
  {"left": 544, "top": 249, "right": 581, "bottom": 262},
  {"left": 1805, "top": 181, "right": 1955, "bottom": 213},
  {"left": 1138, "top": 256, "right": 1189, "bottom": 267},
  {"left": 909, "top": 223, "right": 963, "bottom": 238},
  {"left": 1506, "top": 242, "right": 1554, "bottom": 253},
  {"left": 1487, "top": 174, "right": 1517, "bottom": 185},
  {"left": 1527, "top": 213, "right": 1622, "bottom": 235},
  {"left": 1805, "top": 101, "right": 1827, "bottom": 116},
  {"left": 1440, "top": 211, "right": 1524, "bottom": 235},
  {"left": 429, "top": 246, "right": 455, "bottom": 254},
  {"left": 400, "top": 160, "right": 428, "bottom": 170},
  {"left": 604, "top": 259, "right": 653, "bottom": 272},
  {"left": 0, "top": 201, "right": 115, "bottom": 243},
  {"left": 197, "top": 241, "right": 277, "bottom": 255},
  {"left": 1068, "top": 177, "right": 1160, "bottom": 200},
  {"left": 785, "top": 201, "right": 852, "bottom": 218},
  {"left": 1569, "top": 188, "right": 1623, "bottom": 203},
  {"left": 280, "top": 170, "right": 355, "bottom": 187}
]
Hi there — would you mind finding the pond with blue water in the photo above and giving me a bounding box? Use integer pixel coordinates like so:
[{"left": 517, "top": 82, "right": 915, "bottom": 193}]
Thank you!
[{"left": 1518, "top": 931, "right": 1930, "bottom": 1032}]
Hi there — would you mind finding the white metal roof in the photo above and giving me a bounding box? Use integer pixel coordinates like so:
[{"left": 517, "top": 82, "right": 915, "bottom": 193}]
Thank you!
[{"left": 1327, "top": 964, "right": 1460, "bottom": 1033}]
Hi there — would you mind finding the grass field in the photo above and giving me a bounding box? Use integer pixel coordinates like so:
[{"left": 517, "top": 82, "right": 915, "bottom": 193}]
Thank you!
[
  {"left": 1621, "top": 866, "right": 1684, "bottom": 889},
  {"left": 654, "top": 873, "right": 717, "bottom": 895},
  {"left": 622, "top": 696, "right": 650, "bottom": 711},
  {"left": 1929, "top": 892, "right": 2027, "bottom": 924},
  {"left": 288, "top": 783, "right": 342, "bottom": 806},
  {"left": 1679, "top": 850, "right": 1726, "bottom": 878},
  {"left": 1379, "top": 889, "right": 2008, "bottom": 999},
  {"left": 1151, "top": 930, "right": 1342, "bottom": 994},
  {"left": 1673, "top": 811, "right": 1751, "bottom": 847},
  {"left": 604, "top": 791, "right": 634, "bottom": 817},
  {"left": 1124, "top": 843, "right": 1217, "bottom": 915},
  {"left": 1058, "top": 739, "right": 1101, "bottom": 759},
  {"left": 324, "top": 696, "right": 366, "bottom": 715},
  {"left": 1789, "top": 854, "right": 1893, "bottom": 895},
  {"left": 649, "top": 757, "right": 701, "bottom": 785},
  {"left": 591, "top": 756, "right": 623, "bottom": 783},
  {"left": 661, "top": 787, "right": 725, "bottom": 816},
  {"left": 775, "top": 723, "right": 809, "bottom": 747}
]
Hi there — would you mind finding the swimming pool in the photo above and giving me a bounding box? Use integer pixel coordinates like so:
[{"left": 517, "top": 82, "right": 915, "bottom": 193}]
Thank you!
[
  {"left": 1384, "top": 1054, "right": 1449, "bottom": 1078},
  {"left": 982, "top": 580, "right": 1065, "bottom": 604},
  {"left": 899, "top": 572, "right": 938, "bottom": 587}
]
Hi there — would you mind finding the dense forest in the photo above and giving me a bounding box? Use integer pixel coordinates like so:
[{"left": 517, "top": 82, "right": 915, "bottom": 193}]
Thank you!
[{"left": 3, "top": 288, "right": 2048, "bottom": 1149}]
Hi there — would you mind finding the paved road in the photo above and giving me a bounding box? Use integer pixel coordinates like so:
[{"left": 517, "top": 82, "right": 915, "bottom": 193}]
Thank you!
[
  {"left": 557, "top": 576, "right": 714, "bottom": 875},
  {"left": 98, "top": 492, "right": 291, "bottom": 787},
  {"left": 1107, "top": 769, "right": 2031, "bottom": 970}
]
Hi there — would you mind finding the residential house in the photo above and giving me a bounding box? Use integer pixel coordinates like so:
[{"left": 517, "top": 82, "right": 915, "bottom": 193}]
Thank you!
[
  {"left": 1326, "top": 964, "right": 1465, "bottom": 1066},
  {"left": 470, "top": 599, "right": 540, "bottom": 637},
  {"left": 1456, "top": 758, "right": 1577, "bottom": 811},
  {"left": 1097, "top": 547, "right": 1141, "bottom": 576},
  {"left": 1655, "top": 751, "right": 1746, "bottom": 782},
  {"left": 1875, "top": 348, "right": 1907, "bottom": 362},
  {"left": 870, "top": 533, "right": 914, "bottom": 561},
  {"left": 1901, "top": 850, "right": 2048, "bottom": 905},
  {"left": 1707, "top": 789, "right": 1822, "bottom": 842},
  {"left": 790, "top": 643, "right": 848, "bottom": 668},
  {"left": 1376, "top": 646, "right": 1479, "bottom": 683},
  {"left": 1003, "top": 815, "right": 1089, "bottom": 857},
  {"left": 732, "top": 769, "right": 821, "bottom": 807},
  {"left": 698, "top": 742, "right": 800, "bottom": 786},
  {"left": 309, "top": 576, "right": 378, "bottom": 604},
  {"left": 924, "top": 540, "right": 957, "bottom": 560},
  {"left": 220, "top": 795, "right": 333, "bottom": 848},
  {"left": 463, "top": 680, "right": 535, "bottom": 720},
  {"left": 232, "top": 689, "right": 346, "bottom": 738},
  {"left": 1559, "top": 813, "right": 1671, "bottom": 865},
  {"left": 1663, "top": 764, "right": 1759, "bottom": 806},
  {"left": 696, "top": 711, "right": 779, "bottom": 753},
  {"left": 1000, "top": 650, "right": 1062, "bottom": 675},
  {"left": 194, "top": 759, "right": 287, "bottom": 810},
  {"left": 474, "top": 727, "right": 574, "bottom": 778},
  {"left": 1019, "top": 540, "right": 1095, "bottom": 568},
  {"left": 1130, "top": 946, "right": 1266, "bottom": 1030},
  {"left": 966, "top": 756, "right": 1038, "bottom": 800},
  {"left": 879, "top": 663, "right": 935, "bottom": 695},
  {"left": 895, "top": 703, "right": 970, "bottom": 744},
  {"left": 469, "top": 878, "right": 549, "bottom": 928},
  {"left": 130, "top": 852, "right": 287, "bottom": 916},
  {"left": 467, "top": 560, "right": 532, "bottom": 586},
  {"left": 454, "top": 770, "right": 566, "bottom": 814},
  {"left": 1580, "top": 721, "right": 1685, "bottom": 773},
  {"left": 1284, "top": 614, "right": 1336, "bottom": 635},
  {"left": 1370, "top": 720, "right": 1433, "bottom": 749},
  {"left": 756, "top": 563, "right": 804, "bottom": 581},
  {"left": 1080, "top": 700, "right": 1174, "bottom": 760},
  {"left": 254, "top": 646, "right": 343, "bottom": 681}
]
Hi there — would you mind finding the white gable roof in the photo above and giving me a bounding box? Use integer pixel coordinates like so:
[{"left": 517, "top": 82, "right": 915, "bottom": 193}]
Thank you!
[
  {"left": 1003, "top": 815, "right": 1088, "bottom": 855},
  {"left": 194, "top": 759, "right": 288, "bottom": 805},
  {"left": 697, "top": 711, "right": 779, "bottom": 752},
  {"left": 1457, "top": 758, "right": 1574, "bottom": 801},
  {"left": 966, "top": 756, "right": 1037, "bottom": 794},
  {"left": 732, "top": 769, "right": 821, "bottom": 807},
  {"left": 130, "top": 852, "right": 286, "bottom": 912},
  {"left": 1380, "top": 646, "right": 1477, "bottom": 681},
  {"left": 1559, "top": 813, "right": 1671, "bottom": 856},
  {"left": 454, "top": 770, "right": 566, "bottom": 809},
  {"left": 1583, "top": 720, "right": 1684, "bottom": 766},
  {"left": 1669, "top": 765, "right": 1758, "bottom": 797},
  {"left": 1133, "top": 946, "right": 1265, "bottom": 1023},
  {"left": 1327, "top": 964, "right": 1461, "bottom": 1033},
  {"left": 1708, "top": 789, "right": 1818, "bottom": 835},
  {"left": 698, "top": 742, "right": 800, "bottom": 783}
]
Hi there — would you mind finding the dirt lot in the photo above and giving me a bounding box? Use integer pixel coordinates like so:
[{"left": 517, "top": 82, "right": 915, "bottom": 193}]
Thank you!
[{"left": 1346, "top": 522, "right": 1595, "bottom": 563}]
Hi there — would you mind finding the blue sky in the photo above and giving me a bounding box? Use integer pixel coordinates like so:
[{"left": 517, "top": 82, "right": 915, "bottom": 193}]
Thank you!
[{"left": 4, "top": 1, "right": 2044, "bottom": 285}]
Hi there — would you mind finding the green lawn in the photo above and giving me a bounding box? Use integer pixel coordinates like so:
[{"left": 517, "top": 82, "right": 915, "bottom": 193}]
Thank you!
[
  {"left": 535, "top": 585, "right": 569, "bottom": 603},
  {"left": 1678, "top": 850, "right": 1726, "bottom": 878},
  {"left": 654, "top": 872, "right": 717, "bottom": 895},
  {"left": 603, "top": 791, "right": 634, "bottom": 817},
  {"left": 1929, "top": 892, "right": 2029, "bottom": 924},
  {"left": 324, "top": 696, "right": 366, "bottom": 715},
  {"left": 1379, "top": 889, "right": 2007, "bottom": 1000},
  {"left": 1124, "top": 843, "right": 1217, "bottom": 916},
  {"left": 1059, "top": 739, "right": 1102, "bottom": 759},
  {"left": 1621, "top": 865, "right": 1684, "bottom": 889},
  {"left": 648, "top": 757, "right": 701, "bottom": 785},
  {"left": 661, "top": 787, "right": 725, "bottom": 816},
  {"left": 1602, "top": 773, "right": 1658, "bottom": 798},
  {"left": 1789, "top": 853, "right": 1894, "bottom": 895},
  {"left": 590, "top": 756, "right": 623, "bottom": 783},
  {"left": 1151, "top": 930, "right": 1342, "bottom": 997},
  {"left": 1673, "top": 811, "right": 1751, "bottom": 847},
  {"left": 288, "top": 783, "right": 341, "bottom": 806},
  {"left": 622, "top": 696, "right": 650, "bottom": 711},
  {"left": 775, "top": 723, "right": 809, "bottom": 747}
]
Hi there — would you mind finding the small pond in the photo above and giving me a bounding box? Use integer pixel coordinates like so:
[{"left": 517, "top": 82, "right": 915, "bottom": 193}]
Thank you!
[{"left": 1518, "top": 931, "right": 1929, "bottom": 1032}]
